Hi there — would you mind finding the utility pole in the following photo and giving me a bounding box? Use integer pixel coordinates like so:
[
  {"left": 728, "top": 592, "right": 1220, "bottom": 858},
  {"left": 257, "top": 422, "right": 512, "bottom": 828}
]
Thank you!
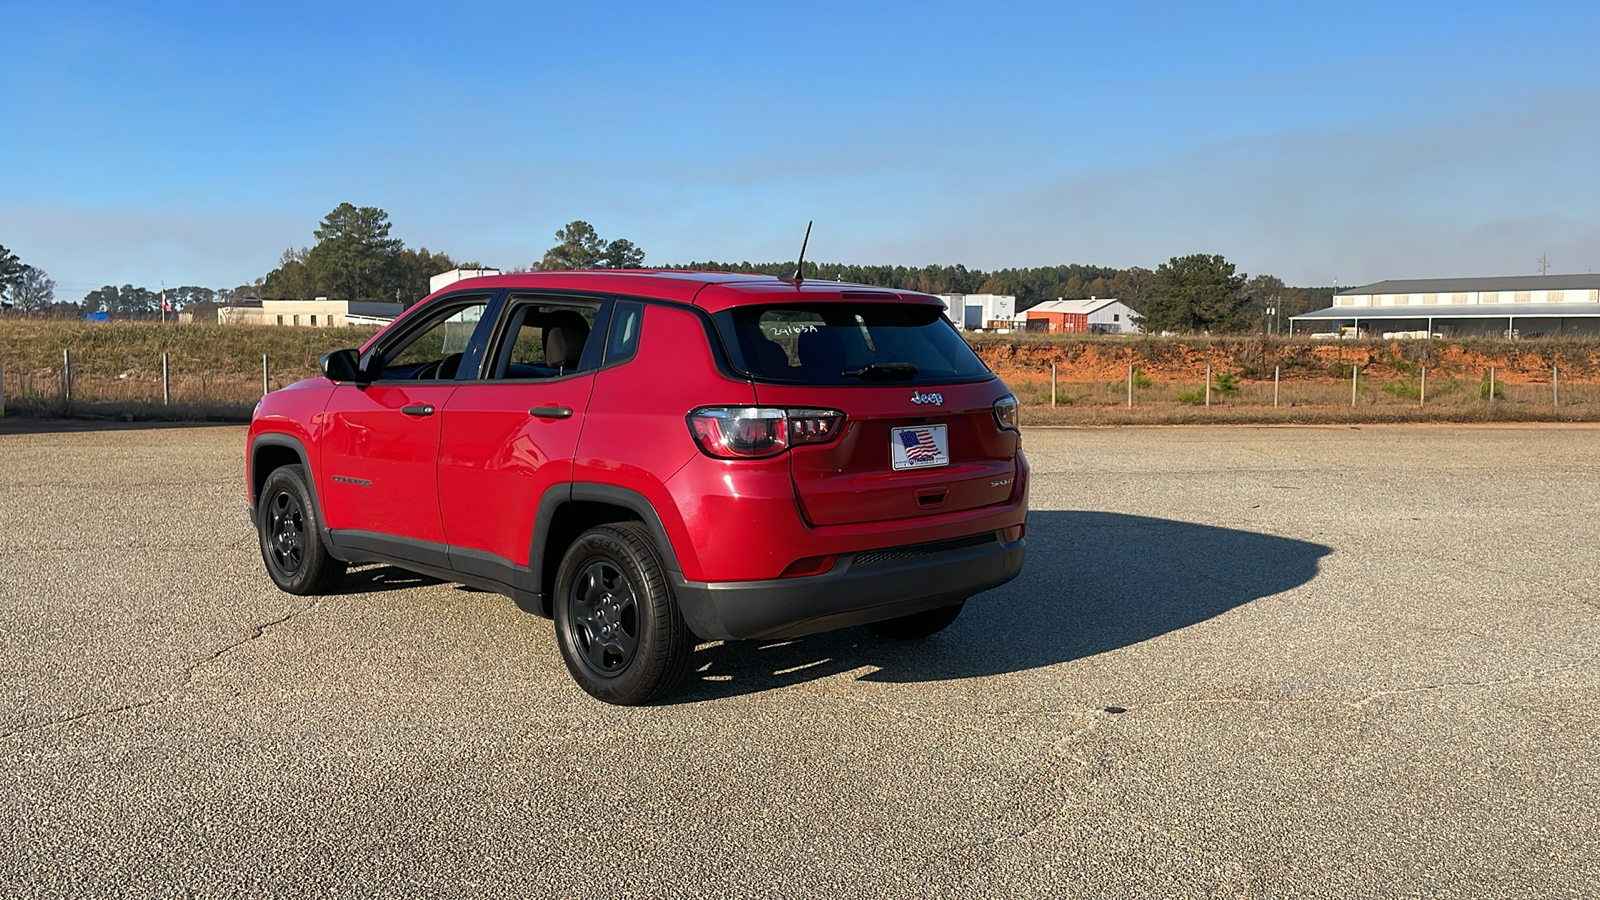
[{"left": 1539, "top": 252, "right": 1549, "bottom": 276}]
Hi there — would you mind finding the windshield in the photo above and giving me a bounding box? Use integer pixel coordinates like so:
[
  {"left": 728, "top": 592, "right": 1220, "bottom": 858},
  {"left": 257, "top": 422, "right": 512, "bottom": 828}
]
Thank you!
[{"left": 714, "top": 303, "right": 992, "bottom": 385}]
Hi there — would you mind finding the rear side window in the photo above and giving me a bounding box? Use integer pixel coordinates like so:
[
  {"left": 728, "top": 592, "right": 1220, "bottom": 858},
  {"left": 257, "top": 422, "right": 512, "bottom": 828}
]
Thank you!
[
  {"left": 714, "top": 304, "right": 991, "bottom": 385},
  {"left": 604, "top": 300, "right": 644, "bottom": 366}
]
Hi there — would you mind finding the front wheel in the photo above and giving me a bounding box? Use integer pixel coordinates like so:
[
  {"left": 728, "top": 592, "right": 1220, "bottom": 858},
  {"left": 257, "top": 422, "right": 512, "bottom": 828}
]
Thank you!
[
  {"left": 552, "top": 522, "right": 692, "bottom": 705},
  {"left": 256, "top": 465, "right": 346, "bottom": 595},
  {"left": 866, "top": 600, "right": 966, "bottom": 640}
]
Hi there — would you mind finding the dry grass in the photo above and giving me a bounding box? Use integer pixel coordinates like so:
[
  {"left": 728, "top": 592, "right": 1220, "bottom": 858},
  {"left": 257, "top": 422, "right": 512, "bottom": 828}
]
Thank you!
[
  {"left": 1009, "top": 376, "right": 1595, "bottom": 425},
  {"left": 0, "top": 320, "right": 376, "bottom": 420},
  {"left": 2, "top": 320, "right": 1596, "bottom": 424}
]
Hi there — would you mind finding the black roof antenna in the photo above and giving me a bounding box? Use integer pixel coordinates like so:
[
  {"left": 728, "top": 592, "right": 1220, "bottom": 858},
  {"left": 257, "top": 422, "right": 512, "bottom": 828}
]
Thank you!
[{"left": 782, "top": 221, "right": 813, "bottom": 285}]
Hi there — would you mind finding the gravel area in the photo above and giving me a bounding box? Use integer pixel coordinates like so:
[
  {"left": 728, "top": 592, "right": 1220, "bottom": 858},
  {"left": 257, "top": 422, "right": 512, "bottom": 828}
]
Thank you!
[{"left": 1, "top": 421, "right": 1596, "bottom": 898}]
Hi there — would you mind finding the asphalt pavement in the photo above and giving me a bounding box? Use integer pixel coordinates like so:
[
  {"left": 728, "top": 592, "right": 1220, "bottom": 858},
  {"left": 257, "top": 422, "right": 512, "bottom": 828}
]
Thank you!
[{"left": 1, "top": 421, "right": 1596, "bottom": 898}]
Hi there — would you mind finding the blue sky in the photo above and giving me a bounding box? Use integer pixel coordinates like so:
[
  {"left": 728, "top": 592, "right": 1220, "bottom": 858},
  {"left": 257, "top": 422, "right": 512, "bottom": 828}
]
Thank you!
[{"left": 3, "top": 0, "right": 1598, "bottom": 297}]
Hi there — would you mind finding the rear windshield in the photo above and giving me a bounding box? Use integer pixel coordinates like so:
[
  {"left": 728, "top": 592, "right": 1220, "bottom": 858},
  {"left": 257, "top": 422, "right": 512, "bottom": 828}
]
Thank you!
[{"left": 714, "top": 304, "right": 991, "bottom": 385}]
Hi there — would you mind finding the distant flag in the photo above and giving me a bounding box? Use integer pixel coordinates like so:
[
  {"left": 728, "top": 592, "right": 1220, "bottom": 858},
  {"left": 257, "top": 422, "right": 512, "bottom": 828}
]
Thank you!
[{"left": 161, "top": 284, "right": 171, "bottom": 312}]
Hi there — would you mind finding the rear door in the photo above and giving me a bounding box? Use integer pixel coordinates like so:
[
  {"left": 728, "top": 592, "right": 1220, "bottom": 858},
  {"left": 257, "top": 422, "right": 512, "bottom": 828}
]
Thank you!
[{"left": 716, "top": 302, "right": 1019, "bottom": 527}]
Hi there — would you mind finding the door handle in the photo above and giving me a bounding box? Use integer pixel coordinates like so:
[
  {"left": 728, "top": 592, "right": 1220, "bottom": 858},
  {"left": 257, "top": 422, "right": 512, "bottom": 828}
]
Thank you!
[
  {"left": 529, "top": 406, "right": 574, "bottom": 419},
  {"left": 401, "top": 404, "right": 436, "bottom": 416}
]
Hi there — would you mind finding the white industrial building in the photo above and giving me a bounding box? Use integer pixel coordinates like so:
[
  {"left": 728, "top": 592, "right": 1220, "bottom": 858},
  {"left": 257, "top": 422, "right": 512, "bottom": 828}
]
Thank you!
[
  {"left": 430, "top": 267, "right": 502, "bottom": 294},
  {"left": 217, "top": 298, "right": 404, "bottom": 327},
  {"left": 935, "top": 293, "right": 1017, "bottom": 331},
  {"left": 1290, "top": 274, "right": 1600, "bottom": 338},
  {"left": 1026, "top": 297, "right": 1142, "bottom": 334}
]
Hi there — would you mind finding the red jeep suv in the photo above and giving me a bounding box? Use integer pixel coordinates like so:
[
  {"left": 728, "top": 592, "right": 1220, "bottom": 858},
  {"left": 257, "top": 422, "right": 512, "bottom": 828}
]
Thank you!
[{"left": 246, "top": 271, "right": 1027, "bottom": 704}]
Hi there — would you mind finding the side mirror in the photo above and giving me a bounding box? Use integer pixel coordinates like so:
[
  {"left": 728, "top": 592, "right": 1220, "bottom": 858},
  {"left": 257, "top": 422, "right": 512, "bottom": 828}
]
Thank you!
[{"left": 319, "top": 348, "right": 365, "bottom": 383}]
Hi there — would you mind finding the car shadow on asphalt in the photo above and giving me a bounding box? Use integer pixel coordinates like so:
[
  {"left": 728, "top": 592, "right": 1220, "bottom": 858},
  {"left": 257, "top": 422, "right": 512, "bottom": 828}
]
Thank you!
[
  {"left": 665, "top": 510, "right": 1332, "bottom": 704},
  {"left": 334, "top": 565, "right": 446, "bottom": 594}
]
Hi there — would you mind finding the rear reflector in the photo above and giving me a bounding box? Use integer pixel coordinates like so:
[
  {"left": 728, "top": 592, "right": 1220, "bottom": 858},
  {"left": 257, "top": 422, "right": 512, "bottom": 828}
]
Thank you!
[
  {"left": 779, "top": 555, "right": 837, "bottom": 578},
  {"left": 1004, "top": 524, "right": 1025, "bottom": 542}
]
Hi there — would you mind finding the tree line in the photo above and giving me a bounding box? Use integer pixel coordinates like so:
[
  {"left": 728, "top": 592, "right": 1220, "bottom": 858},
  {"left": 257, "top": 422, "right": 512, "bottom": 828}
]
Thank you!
[
  {"left": 668, "top": 256, "right": 1332, "bottom": 332},
  {"left": 250, "top": 206, "right": 1334, "bottom": 330},
  {"left": 2, "top": 205, "right": 1335, "bottom": 332}
]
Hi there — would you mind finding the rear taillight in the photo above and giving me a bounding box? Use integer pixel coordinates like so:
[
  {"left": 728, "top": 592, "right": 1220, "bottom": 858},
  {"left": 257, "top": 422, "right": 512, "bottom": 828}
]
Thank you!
[
  {"left": 687, "top": 407, "right": 844, "bottom": 459},
  {"left": 993, "top": 393, "right": 1019, "bottom": 433}
]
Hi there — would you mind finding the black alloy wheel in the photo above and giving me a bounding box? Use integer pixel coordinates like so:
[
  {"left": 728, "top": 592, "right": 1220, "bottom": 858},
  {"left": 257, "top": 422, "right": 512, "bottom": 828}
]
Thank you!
[
  {"left": 265, "top": 488, "right": 307, "bottom": 577},
  {"left": 255, "top": 464, "right": 347, "bottom": 595},
  {"left": 552, "top": 522, "right": 692, "bottom": 705},
  {"left": 566, "top": 559, "right": 642, "bottom": 677}
]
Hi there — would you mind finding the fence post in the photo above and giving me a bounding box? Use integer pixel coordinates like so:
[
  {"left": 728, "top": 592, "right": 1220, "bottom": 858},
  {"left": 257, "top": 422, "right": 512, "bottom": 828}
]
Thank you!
[
  {"left": 1051, "top": 363, "right": 1056, "bottom": 408},
  {"left": 1351, "top": 364, "right": 1358, "bottom": 407},
  {"left": 1205, "top": 364, "right": 1212, "bottom": 407},
  {"left": 1420, "top": 366, "right": 1426, "bottom": 407},
  {"left": 1127, "top": 364, "right": 1133, "bottom": 408},
  {"left": 1489, "top": 366, "right": 1496, "bottom": 401},
  {"left": 63, "top": 349, "right": 72, "bottom": 407},
  {"left": 262, "top": 353, "right": 270, "bottom": 397},
  {"left": 1553, "top": 366, "right": 1559, "bottom": 406},
  {"left": 1273, "top": 365, "right": 1280, "bottom": 408},
  {"left": 0, "top": 361, "right": 6, "bottom": 418},
  {"left": 162, "top": 353, "right": 170, "bottom": 406}
]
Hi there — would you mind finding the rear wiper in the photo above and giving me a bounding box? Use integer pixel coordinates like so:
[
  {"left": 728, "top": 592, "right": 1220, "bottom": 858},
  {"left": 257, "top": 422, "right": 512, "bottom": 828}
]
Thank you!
[{"left": 841, "top": 362, "right": 919, "bottom": 380}]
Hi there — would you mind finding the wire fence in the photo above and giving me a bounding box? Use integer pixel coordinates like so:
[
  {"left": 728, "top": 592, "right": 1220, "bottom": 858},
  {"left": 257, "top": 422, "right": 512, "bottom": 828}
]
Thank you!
[
  {"left": 0, "top": 349, "right": 1593, "bottom": 422},
  {"left": 1007, "top": 364, "right": 1592, "bottom": 419},
  {"left": 0, "top": 350, "right": 308, "bottom": 419}
]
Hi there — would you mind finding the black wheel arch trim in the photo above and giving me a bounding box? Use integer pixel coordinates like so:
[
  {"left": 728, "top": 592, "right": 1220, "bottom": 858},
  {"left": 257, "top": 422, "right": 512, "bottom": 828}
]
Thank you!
[
  {"left": 525, "top": 482, "right": 687, "bottom": 619},
  {"left": 250, "top": 433, "right": 348, "bottom": 563},
  {"left": 567, "top": 482, "right": 684, "bottom": 577}
]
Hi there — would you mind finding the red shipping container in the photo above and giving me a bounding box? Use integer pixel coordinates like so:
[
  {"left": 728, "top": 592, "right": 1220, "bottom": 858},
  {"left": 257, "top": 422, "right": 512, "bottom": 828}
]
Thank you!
[{"left": 1024, "top": 311, "right": 1090, "bottom": 333}]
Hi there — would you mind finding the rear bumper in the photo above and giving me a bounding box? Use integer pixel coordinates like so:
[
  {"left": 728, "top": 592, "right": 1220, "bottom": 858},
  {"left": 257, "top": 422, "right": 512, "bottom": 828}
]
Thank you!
[{"left": 672, "top": 530, "right": 1025, "bottom": 641}]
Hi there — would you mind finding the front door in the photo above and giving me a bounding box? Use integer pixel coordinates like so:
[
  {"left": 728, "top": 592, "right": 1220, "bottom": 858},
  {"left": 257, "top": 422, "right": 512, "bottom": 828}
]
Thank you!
[
  {"left": 320, "top": 297, "right": 492, "bottom": 552},
  {"left": 438, "top": 296, "right": 606, "bottom": 577}
]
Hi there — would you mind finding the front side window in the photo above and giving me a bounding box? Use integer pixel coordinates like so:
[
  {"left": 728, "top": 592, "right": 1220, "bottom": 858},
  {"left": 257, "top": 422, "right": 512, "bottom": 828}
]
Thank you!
[
  {"left": 377, "top": 298, "right": 489, "bottom": 380},
  {"left": 714, "top": 303, "right": 991, "bottom": 385}
]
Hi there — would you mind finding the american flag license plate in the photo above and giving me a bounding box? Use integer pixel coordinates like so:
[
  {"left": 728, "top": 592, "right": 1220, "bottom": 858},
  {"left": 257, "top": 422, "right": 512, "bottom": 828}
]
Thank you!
[{"left": 890, "top": 424, "right": 949, "bottom": 471}]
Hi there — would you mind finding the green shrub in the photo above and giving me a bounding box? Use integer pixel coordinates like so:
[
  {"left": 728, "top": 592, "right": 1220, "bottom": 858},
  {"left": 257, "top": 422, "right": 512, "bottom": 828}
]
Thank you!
[
  {"left": 1478, "top": 372, "right": 1503, "bottom": 400},
  {"left": 1382, "top": 380, "right": 1421, "bottom": 400},
  {"left": 1213, "top": 369, "right": 1241, "bottom": 396}
]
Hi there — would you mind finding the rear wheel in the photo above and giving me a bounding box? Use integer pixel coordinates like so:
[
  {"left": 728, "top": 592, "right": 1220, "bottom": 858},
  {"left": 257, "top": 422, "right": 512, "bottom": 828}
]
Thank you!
[
  {"left": 553, "top": 522, "right": 692, "bottom": 705},
  {"left": 256, "top": 465, "right": 346, "bottom": 594},
  {"left": 866, "top": 600, "right": 966, "bottom": 640}
]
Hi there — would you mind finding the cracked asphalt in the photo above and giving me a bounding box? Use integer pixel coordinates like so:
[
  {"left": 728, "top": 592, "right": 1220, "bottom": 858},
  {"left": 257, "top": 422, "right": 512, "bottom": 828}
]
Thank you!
[{"left": 2, "top": 420, "right": 1597, "bottom": 898}]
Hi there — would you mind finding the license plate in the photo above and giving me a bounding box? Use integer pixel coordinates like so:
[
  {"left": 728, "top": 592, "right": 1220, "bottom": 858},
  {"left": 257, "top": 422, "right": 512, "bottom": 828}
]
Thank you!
[{"left": 891, "top": 424, "right": 949, "bottom": 471}]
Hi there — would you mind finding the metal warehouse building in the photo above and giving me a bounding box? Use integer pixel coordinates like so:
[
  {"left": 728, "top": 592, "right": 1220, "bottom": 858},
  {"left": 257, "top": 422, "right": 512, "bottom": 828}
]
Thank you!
[
  {"left": 1290, "top": 274, "right": 1600, "bottom": 338},
  {"left": 1025, "top": 297, "right": 1142, "bottom": 334},
  {"left": 936, "top": 293, "right": 1016, "bottom": 331}
]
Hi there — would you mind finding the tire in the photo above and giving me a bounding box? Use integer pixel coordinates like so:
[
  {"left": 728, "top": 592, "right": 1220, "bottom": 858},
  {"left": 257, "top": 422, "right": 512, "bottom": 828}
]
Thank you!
[
  {"left": 256, "top": 464, "right": 347, "bottom": 595},
  {"left": 866, "top": 600, "right": 966, "bottom": 640},
  {"left": 552, "top": 522, "right": 692, "bottom": 705}
]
